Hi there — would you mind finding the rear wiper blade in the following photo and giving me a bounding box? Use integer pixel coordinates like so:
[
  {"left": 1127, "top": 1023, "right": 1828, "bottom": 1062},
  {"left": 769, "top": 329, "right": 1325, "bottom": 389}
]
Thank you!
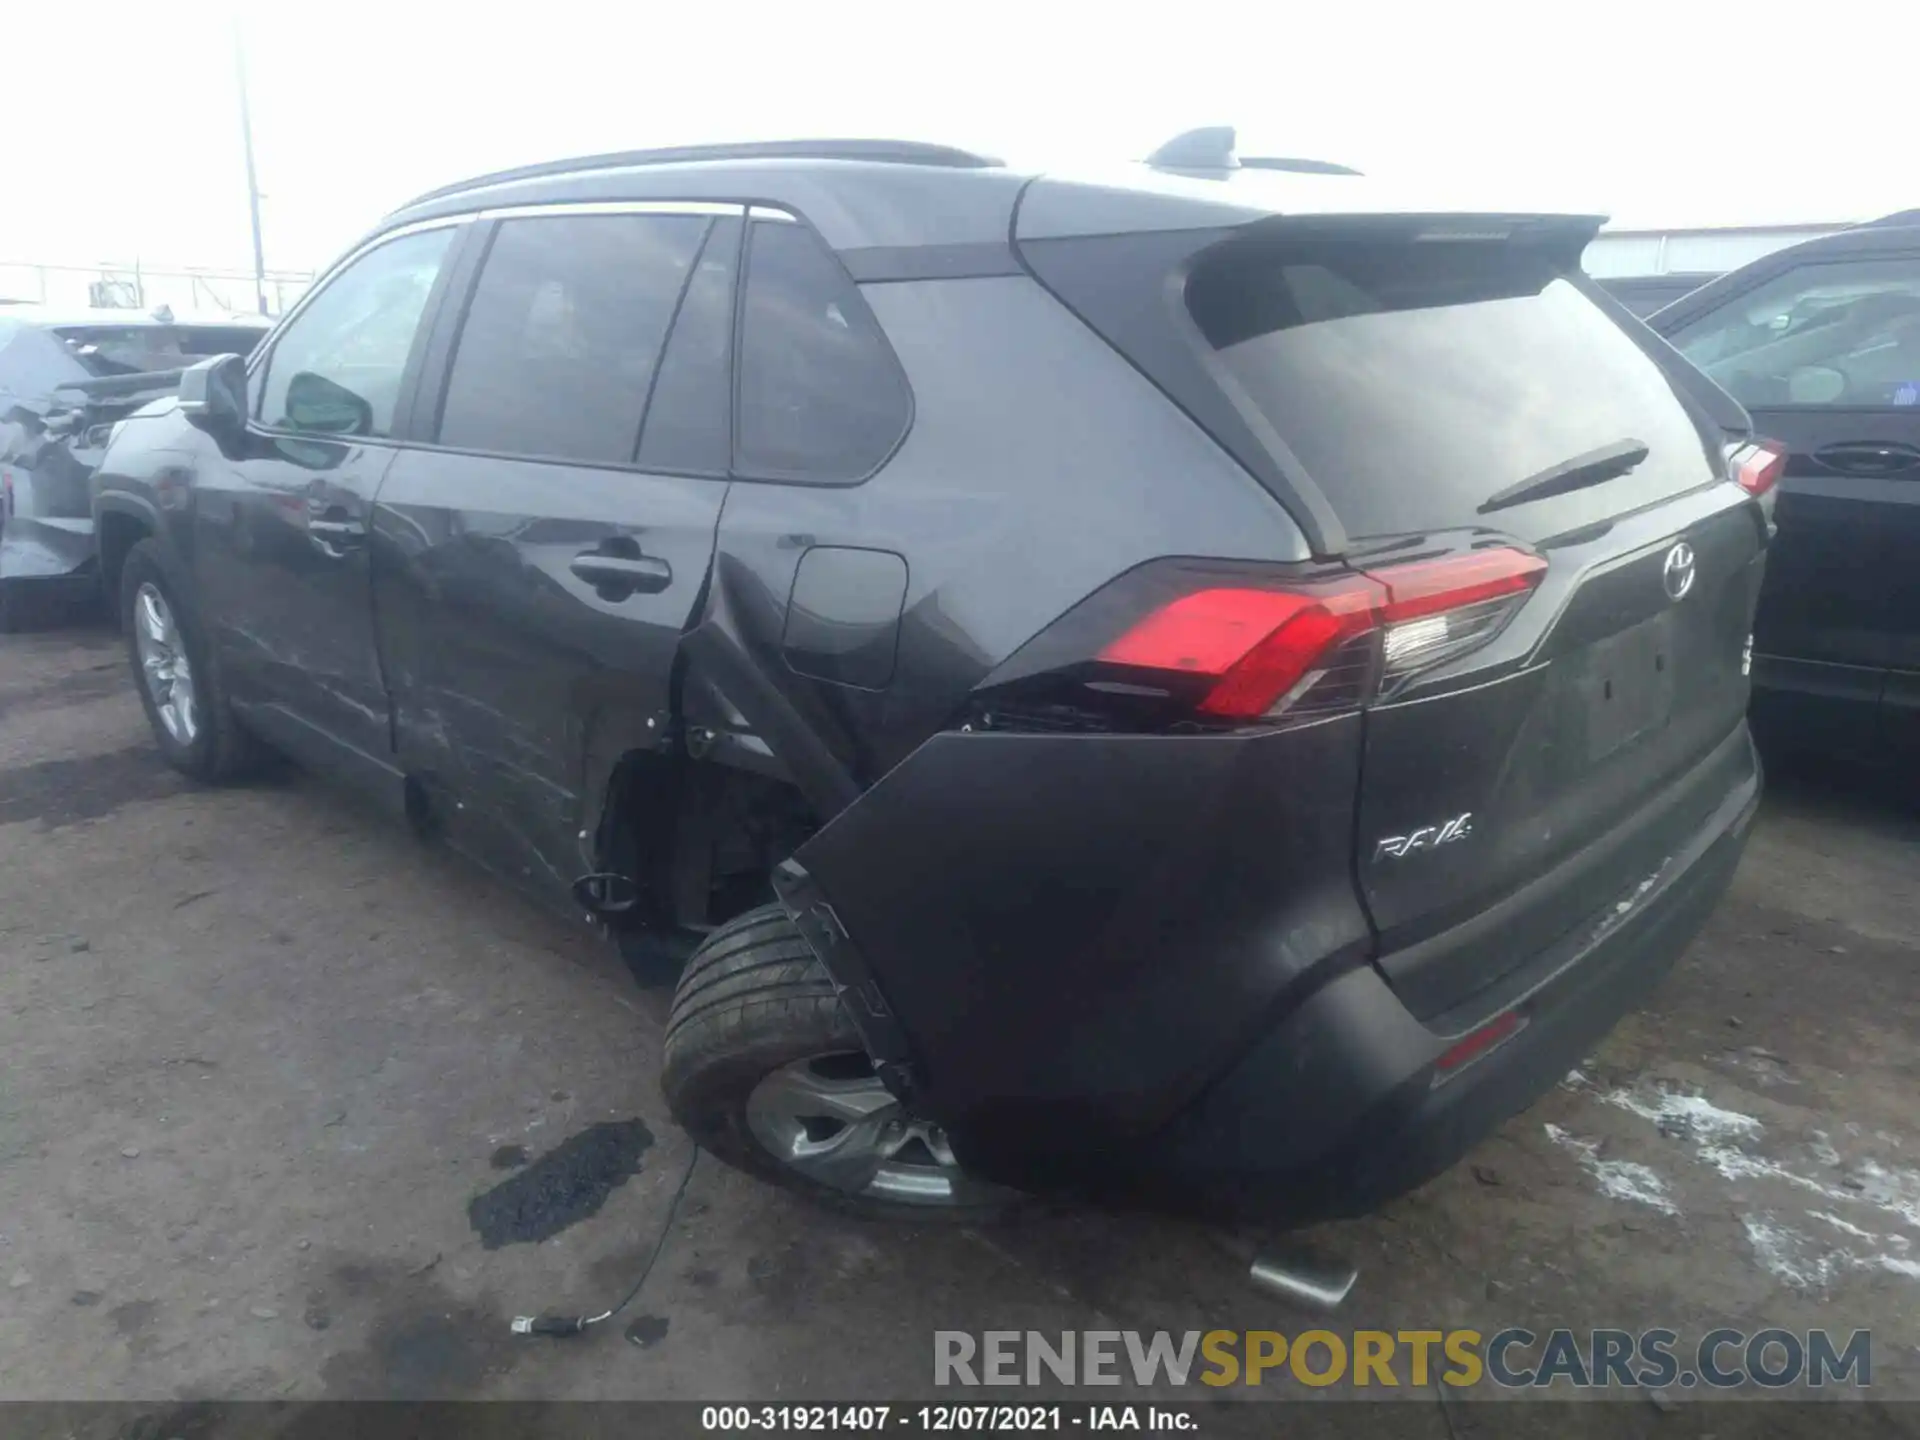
[{"left": 1479, "top": 437, "right": 1649, "bottom": 514}]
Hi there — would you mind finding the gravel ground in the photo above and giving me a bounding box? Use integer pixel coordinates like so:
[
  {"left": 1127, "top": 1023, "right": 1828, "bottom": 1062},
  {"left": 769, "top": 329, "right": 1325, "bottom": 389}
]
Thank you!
[{"left": 1, "top": 621, "right": 1916, "bottom": 1432}]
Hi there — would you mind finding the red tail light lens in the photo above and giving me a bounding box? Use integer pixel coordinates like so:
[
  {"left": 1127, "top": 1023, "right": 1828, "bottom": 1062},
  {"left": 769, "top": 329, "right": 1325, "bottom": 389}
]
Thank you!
[
  {"left": 1099, "top": 580, "right": 1379, "bottom": 719},
  {"left": 1727, "top": 440, "right": 1786, "bottom": 497},
  {"left": 1095, "top": 547, "right": 1546, "bottom": 721}
]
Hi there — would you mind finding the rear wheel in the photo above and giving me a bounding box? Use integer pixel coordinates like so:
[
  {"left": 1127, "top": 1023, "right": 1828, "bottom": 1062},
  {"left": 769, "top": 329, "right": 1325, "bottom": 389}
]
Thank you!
[
  {"left": 661, "top": 904, "right": 1020, "bottom": 1221},
  {"left": 121, "top": 539, "right": 260, "bottom": 782}
]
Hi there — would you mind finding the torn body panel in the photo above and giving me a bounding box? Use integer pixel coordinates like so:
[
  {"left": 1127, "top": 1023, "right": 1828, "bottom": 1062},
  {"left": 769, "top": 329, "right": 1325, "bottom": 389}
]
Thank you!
[
  {"left": 3, "top": 381, "right": 182, "bottom": 592},
  {"left": 371, "top": 452, "right": 729, "bottom": 907}
]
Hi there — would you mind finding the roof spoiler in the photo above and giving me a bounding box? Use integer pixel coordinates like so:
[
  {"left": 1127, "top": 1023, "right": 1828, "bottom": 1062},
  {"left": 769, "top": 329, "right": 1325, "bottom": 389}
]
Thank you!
[
  {"left": 1145, "top": 126, "right": 1361, "bottom": 177},
  {"left": 1857, "top": 207, "right": 1920, "bottom": 229}
]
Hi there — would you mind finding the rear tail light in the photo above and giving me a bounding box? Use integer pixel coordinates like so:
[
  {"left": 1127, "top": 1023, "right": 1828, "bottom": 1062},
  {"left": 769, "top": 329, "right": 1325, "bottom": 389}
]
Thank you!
[
  {"left": 1371, "top": 549, "right": 1546, "bottom": 686},
  {"left": 1087, "top": 547, "right": 1546, "bottom": 723},
  {"left": 1098, "top": 577, "right": 1378, "bottom": 720},
  {"left": 1727, "top": 439, "right": 1786, "bottom": 498}
]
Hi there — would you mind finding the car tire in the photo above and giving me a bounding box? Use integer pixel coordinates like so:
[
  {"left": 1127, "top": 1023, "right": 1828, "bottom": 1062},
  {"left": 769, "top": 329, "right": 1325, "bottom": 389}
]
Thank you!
[
  {"left": 661, "top": 903, "right": 1022, "bottom": 1222},
  {"left": 120, "top": 539, "right": 261, "bottom": 782}
]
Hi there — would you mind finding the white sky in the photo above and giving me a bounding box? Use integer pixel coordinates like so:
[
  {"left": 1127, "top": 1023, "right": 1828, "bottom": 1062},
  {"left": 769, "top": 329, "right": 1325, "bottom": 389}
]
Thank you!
[{"left": 5, "top": 0, "right": 1910, "bottom": 277}]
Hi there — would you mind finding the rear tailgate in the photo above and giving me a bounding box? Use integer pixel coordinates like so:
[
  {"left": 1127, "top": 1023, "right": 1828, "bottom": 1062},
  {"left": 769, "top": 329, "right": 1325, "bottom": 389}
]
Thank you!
[{"left": 1024, "top": 206, "right": 1767, "bottom": 1019}]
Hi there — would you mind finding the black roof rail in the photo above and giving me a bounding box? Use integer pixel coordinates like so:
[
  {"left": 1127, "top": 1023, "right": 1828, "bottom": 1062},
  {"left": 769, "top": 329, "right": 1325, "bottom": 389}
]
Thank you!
[
  {"left": 392, "top": 138, "right": 1004, "bottom": 213},
  {"left": 1144, "top": 126, "right": 1359, "bottom": 177}
]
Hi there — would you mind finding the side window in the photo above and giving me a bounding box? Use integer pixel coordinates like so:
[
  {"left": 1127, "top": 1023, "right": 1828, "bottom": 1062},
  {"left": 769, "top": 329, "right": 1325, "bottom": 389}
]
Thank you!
[
  {"left": 1668, "top": 256, "right": 1920, "bottom": 408},
  {"left": 437, "top": 212, "right": 708, "bottom": 464},
  {"left": 736, "top": 220, "right": 910, "bottom": 482},
  {"left": 256, "top": 226, "right": 454, "bottom": 437},
  {"left": 637, "top": 217, "right": 740, "bottom": 475}
]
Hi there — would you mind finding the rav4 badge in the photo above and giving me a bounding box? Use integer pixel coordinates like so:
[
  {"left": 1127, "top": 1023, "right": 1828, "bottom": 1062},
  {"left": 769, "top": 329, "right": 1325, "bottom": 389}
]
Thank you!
[{"left": 1374, "top": 812, "right": 1474, "bottom": 861}]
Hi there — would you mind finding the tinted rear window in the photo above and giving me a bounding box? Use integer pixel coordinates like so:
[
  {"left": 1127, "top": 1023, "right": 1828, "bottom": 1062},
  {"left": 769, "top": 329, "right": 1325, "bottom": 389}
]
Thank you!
[
  {"left": 1187, "top": 239, "right": 1715, "bottom": 539},
  {"left": 736, "top": 220, "right": 910, "bottom": 483}
]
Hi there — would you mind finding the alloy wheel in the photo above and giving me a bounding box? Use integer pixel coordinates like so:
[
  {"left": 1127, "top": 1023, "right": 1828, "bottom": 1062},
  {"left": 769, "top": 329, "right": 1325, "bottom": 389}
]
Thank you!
[
  {"left": 134, "top": 583, "right": 199, "bottom": 746},
  {"left": 745, "top": 1053, "right": 1013, "bottom": 1208}
]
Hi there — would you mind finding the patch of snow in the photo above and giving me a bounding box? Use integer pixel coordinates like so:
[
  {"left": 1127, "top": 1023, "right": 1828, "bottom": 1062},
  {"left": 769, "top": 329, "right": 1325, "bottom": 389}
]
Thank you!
[
  {"left": 1692, "top": 1140, "right": 1920, "bottom": 1234},
  {"left": 1808, "top": 1210, "right": 1877, "bottom": 1242},
  {"left": 1742, "top": 1213, "right": 1920, "bottom": 1291},
  {"left": 1852, "top": 1160, "right": 1920, "bottom": 1230},
  {"left": 1544, "top": 1123, "right": 1680, "bottom": 1216},
  {"left": 1699, "top": 1142, "right": 1838, "bottom": 1196},
  {"left": 1743, "top": 1215, "right": 1843, "bottom": 1290},
  {"left": 1603, "top": 1086, "right": 1761, "bottom": 1144}
]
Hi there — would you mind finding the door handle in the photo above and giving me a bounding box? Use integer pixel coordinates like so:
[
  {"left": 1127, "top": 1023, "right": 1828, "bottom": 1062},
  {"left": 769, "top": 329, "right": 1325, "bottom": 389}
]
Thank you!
[
  {"left": 570, "top": 551, "right": 672, "bottom": 598},
  {"left": 307, "top": 514, "right": 366, "bottom": 556},
  {"left": 1814, "top": 441, "right": 1920, "bottom": 477}
]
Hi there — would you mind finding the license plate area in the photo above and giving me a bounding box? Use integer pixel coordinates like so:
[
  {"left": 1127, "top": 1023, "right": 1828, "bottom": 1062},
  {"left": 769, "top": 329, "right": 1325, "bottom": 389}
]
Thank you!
[{"left": 1573, "top": 611, "right": 1678, "bottom": 763}]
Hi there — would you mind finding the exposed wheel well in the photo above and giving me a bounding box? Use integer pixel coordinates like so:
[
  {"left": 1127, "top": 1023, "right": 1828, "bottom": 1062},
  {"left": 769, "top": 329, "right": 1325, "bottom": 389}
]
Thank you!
[
  {"left": 598, "top": 750, "right": 820, "bottom": 939},
  {"left": 96, "top": 511, "right": 151, "bottom": 607}
]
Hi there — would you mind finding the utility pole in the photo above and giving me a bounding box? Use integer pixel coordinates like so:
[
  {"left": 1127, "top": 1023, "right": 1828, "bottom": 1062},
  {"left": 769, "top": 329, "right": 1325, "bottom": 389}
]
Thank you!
[{"left": 233, "top": 20, "right": 269, "bottom": 316}]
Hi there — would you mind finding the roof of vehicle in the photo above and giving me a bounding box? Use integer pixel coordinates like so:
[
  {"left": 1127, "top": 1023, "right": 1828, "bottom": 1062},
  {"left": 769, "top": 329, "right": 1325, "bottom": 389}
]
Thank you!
[
  {"left": 377, "top": 133, "right": 1605, "bottom": 261},
  {"left": 1648, "top": 216, "right": 1920, "bottom": 328}
]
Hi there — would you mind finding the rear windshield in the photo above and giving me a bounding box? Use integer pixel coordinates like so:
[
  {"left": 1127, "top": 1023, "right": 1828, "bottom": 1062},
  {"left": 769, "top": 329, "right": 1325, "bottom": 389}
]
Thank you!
[{"left": 1186, "top": 238, "right": 1716, "bottom": 539}]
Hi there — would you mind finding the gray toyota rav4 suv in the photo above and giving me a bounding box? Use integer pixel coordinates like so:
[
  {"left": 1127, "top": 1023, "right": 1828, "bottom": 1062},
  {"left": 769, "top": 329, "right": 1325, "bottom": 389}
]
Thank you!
[{"left": 92, "top": 133, "right": 1767, "bottom": 1221}]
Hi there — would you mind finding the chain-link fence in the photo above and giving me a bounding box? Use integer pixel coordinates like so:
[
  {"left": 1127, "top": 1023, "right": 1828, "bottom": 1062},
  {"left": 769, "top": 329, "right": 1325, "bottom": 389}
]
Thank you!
[{"left": 0, "top": 260, "right": 314, "bottom": 317}]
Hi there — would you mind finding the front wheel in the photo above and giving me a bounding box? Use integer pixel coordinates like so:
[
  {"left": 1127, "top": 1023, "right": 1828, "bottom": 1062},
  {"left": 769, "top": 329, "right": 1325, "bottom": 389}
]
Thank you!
[
  {"left": 121, "top": 539, "right": 260, "bottom": 782},
  {"left": 661, "top": 904, "right": 1021, "bottom": 1222}
]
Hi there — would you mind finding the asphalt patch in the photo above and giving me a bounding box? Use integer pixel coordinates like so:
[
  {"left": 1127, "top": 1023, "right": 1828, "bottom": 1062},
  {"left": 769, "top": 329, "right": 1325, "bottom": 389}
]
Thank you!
[
  {"left": 0, "top": 662, "right": 125, "bottom": 723},
  {"left": 0, "top": 746, "right": 183, "bottom": 829},
  {"left": 308, "top": 1255, "right": 518, "bottom": 1401},
  {"left": 466, "top": 1119, "right": 654, "bottom": 1249}
]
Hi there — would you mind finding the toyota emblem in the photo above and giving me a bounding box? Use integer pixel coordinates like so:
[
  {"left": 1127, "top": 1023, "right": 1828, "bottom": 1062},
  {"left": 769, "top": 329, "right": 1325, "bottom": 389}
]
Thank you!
[{"left": 1662, "top": 541, "right": 1696, "bottom": 601}]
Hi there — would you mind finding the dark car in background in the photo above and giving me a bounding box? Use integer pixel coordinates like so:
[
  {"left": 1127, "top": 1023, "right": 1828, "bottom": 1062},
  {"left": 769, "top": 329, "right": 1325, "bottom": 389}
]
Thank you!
[
  {"left": 0, "top": 308, "right": 268, "bottom": 628},
  {"left": 1651, "top": 218, "right": 1920, "bottom": 766},
  {"left": 1596, "top": 273, "right": 1718, "bottom": 317},
  {"left": 92, "top": 135, "right": 1766, "bottom": 1224}
]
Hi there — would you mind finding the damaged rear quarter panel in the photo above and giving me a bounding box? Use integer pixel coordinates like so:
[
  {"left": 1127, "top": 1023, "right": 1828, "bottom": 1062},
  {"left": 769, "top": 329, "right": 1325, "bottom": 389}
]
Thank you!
[{"left": 696, "top": 274, "right": 1352, "bottom": 1155}]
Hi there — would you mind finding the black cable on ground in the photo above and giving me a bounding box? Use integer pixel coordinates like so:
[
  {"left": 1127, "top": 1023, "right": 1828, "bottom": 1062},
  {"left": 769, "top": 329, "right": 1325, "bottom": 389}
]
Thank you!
[{"left": 510, "top": 1143, "right": 701, "bottom": 1339}]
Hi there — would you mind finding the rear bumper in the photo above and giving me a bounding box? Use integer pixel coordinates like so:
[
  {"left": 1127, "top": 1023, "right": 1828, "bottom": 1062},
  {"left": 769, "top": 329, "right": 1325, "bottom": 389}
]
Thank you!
[
  {"left": 789, "top": 717, "right": 1759, "bottom": 1222},
  {"left": 1107, "top": 735, "right": 1760, "bottom": 1222}
]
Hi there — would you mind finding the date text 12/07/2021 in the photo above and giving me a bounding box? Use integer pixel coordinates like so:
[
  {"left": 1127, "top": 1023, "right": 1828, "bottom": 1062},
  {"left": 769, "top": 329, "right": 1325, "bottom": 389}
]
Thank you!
[{"left": 702, "top": 1406, "right": 1194, "bottom": 1431}]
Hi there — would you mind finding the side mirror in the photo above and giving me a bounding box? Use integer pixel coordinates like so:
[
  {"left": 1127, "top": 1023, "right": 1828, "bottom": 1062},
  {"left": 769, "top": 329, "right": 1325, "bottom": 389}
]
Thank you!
[
  {"left": 283, "top": 371, "right": 374, "bottom": 437},
  {"left": 177, "top": 354, "right": 250, "bottom": 437}
]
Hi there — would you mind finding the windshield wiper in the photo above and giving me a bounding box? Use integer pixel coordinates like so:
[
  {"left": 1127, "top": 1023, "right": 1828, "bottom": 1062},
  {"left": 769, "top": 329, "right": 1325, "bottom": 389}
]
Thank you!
[{"left": 1479, "top": 437, "right": 1649, "bottom": 514}]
